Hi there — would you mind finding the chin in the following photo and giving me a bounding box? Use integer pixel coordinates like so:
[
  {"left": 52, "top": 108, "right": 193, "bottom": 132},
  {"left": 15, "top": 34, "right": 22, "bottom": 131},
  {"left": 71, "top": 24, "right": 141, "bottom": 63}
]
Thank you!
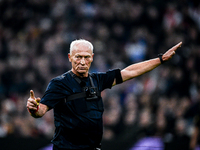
[{"left": 77, "top": 70, "right": 87, "bottom": 74}]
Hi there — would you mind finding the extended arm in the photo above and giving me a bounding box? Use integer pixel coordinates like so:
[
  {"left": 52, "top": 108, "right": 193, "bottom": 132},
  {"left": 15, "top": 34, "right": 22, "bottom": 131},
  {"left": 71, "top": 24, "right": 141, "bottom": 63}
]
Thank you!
[
  {"left": 26, "top": 90, "right": 49, "bottom": 118},
  {"left": 112, "top": 42, "right": 182, "bottom": 85},
  {"left": 121, "top": 57, "right": 161, "bottom": 82}
]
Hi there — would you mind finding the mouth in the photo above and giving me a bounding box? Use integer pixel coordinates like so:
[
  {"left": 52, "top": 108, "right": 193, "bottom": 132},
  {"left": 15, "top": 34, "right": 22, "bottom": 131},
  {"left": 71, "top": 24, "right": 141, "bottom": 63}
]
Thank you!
[
  {"left": 77, "top": 66, "right": 88, "bottom": 71},
  {"left": 79, "top": 67, "right": 87, "bottom": 70}
]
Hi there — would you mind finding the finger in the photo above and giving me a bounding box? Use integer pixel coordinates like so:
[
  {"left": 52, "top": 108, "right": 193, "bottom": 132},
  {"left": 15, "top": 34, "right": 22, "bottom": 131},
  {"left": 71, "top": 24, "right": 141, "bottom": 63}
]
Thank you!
[
  {"left": 27, "top": 105, "right": 38, "bottom": 111},
  {"left": 178, "top": 42, "right": 182, "bottom": 47},
  {"left": 27, "top": 101, "right": 36, "bottom": 108},
  {"left": 27, "top": 102, "right": 37, "bottom": 111},
  {"left": 174, "top": 42, "right": 182, "bottom": 48},
  {"left": 30, "top": 90, "right": 35, "bottom": 99},
  {"left": 35, "top": 98, "right": 41, "bottom": 105},
  {"left": 170, "top": 42, "right": 182, "bottom": 52},
  {"left": 28, "top": 98, "right": 37, "bottom": 105}
]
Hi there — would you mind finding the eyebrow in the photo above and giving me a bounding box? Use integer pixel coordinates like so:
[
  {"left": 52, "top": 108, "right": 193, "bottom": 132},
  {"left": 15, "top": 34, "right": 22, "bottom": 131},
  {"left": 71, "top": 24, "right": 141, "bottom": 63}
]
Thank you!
[{"left": 75, "top": 53, "right": 91, "bottom": 56}]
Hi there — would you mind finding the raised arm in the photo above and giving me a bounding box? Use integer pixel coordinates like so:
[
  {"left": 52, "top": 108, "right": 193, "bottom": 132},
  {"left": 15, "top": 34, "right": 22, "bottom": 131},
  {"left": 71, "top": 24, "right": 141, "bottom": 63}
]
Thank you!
[
  {"left": 113, "top": 42, "right": 182, "bottom": 85},
  {"left": 26, "top": 90, "right": 49, "bottom": 118}
]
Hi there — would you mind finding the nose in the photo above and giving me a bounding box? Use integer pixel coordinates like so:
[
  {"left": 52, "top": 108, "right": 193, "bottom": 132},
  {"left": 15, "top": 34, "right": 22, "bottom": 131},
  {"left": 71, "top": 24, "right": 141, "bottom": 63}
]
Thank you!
[{"left": 80, "top": 58, "right": 85, "bottom": 65}]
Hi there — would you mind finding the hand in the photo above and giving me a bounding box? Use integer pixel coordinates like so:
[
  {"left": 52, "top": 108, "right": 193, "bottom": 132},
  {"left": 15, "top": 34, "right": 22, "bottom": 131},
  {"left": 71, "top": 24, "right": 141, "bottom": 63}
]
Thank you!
[
  {"left": 27, "top": 90, "right": 41, "bottom": 112},
  {"left": 162, "top": 42, "right": 182, "bottom": 62}
]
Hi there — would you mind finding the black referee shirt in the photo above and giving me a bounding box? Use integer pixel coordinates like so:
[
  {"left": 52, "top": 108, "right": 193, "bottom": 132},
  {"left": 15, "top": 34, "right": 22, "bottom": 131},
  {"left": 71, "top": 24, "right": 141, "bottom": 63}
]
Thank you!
[{"left": 40, "top": 69, "right": 121, "bottom": 149}]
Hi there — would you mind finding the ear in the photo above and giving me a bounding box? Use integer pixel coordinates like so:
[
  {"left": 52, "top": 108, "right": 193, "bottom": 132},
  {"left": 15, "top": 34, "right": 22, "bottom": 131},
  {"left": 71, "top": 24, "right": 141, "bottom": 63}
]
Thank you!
[
  {"left": 91, "top": 53, "right": 94, "bottom": 62},
  {"left": 68, "top": 53, "right": 71, "bottom": 62}
]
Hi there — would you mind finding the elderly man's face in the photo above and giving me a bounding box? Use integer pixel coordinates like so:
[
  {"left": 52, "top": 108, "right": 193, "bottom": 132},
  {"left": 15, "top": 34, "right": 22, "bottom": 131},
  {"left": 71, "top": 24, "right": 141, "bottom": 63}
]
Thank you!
[{"left": 68, "top": 43, "right": 94, "bottom": 77}]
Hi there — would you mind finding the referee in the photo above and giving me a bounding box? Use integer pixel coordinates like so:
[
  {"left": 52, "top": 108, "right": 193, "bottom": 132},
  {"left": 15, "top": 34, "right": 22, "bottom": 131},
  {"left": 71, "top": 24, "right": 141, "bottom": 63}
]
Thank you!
[{"left": 27, "top": 39, "right": 182, "bottom": 150}]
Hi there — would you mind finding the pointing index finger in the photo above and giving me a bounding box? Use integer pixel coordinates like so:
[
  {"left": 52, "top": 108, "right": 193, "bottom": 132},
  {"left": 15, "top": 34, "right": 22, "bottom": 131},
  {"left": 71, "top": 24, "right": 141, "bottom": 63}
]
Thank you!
[{"left": 30, "top": 90, "right": 35, "bottom": 99}]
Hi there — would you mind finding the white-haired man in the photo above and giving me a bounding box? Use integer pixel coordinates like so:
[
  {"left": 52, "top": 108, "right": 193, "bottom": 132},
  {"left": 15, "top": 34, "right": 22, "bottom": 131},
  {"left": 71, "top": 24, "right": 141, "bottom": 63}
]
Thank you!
[{"left": 27, "top": 39, "right": 182, "bottom": 150}]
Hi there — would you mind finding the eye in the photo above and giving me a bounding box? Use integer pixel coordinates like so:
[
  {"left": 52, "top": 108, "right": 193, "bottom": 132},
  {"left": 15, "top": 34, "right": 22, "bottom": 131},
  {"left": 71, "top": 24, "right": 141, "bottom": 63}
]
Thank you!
[{"left": 85, "top": 56, "right": 90, "bottom": 59}]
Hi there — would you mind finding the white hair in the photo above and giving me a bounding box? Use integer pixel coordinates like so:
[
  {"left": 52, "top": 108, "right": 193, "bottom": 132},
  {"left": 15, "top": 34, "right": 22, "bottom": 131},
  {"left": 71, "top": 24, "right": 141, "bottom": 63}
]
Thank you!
[{"left": 69, "top": 39, "right": 94, "bottom": 55}]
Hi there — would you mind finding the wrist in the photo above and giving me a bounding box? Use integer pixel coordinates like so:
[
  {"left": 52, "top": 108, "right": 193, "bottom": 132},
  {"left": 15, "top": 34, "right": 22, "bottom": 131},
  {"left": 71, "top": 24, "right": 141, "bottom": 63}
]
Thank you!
[{"left": 158, "top": 53, "right": 164, "bottom": 64}]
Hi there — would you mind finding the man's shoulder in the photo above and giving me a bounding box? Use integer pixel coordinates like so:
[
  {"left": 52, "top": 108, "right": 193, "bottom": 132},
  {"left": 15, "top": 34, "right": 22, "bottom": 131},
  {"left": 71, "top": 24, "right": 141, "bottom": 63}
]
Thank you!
[
  {"left": 90, "top": 69, "right": 118, "bottom": 77},
  {"left": 89, "top": 72, "right": 104, "bottom": 79},
  {"left": 90, "top": 71, "right": 106, "bottom": 76},
  {"left": 51, "top": 71, "right": 71, "bottom": 82}
]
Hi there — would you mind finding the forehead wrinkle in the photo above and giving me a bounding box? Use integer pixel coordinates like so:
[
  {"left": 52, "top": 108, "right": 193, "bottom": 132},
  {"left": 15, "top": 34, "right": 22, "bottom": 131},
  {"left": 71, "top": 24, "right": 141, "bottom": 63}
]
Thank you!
[{"left": 75, "top": 53, "right": 91, "bottom": 57}]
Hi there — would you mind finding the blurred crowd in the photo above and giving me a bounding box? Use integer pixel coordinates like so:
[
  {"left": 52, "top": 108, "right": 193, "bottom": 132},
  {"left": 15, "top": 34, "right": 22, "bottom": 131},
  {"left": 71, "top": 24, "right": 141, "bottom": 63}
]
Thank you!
[{"left": 0, "top": 0, "right": 200, "bottom": 149}]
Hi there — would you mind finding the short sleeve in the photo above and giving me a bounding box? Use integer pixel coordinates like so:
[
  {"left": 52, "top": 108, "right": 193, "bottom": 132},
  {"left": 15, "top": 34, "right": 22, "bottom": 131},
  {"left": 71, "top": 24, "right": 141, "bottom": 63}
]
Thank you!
[
  {"left": 40, "top": 78, "right": 70, "bottom": 109},
  {"left": 96, "top": 69, "right": 122, "bottom": 91}
]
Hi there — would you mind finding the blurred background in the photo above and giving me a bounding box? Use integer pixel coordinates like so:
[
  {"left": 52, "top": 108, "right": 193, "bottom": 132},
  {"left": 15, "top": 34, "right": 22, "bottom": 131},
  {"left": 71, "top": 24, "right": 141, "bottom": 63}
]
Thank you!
[{"left": 0, "top": 0, "right": 200, "bottom": 150}]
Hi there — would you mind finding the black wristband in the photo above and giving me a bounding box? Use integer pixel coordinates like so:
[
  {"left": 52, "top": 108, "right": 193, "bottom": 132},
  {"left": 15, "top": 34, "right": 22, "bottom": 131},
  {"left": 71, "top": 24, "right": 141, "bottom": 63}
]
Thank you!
[
  {"left": 158, "top": 53, "right": 164, "bottom": 64},
  {"left": 115, "top": 69, "right": 123, "bottom": 84}
]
